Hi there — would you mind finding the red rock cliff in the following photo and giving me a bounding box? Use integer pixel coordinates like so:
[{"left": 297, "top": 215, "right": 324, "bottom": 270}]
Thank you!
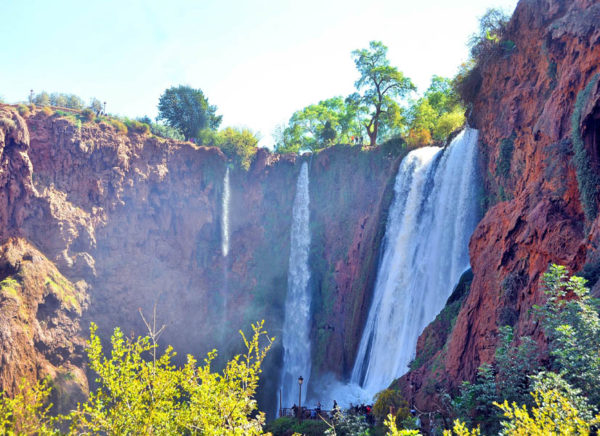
[{"left": 399, "top": 0, "right": 600, "bottom": 409}]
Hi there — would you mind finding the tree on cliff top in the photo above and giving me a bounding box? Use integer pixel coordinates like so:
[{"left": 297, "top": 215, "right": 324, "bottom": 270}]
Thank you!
[
  {"left": 274, "top": 96, "right": 362, "bottom": 153},
  {"left": 348, "top": 41, "right": 415, "bottom": 146},
  {"left": 157, "top": 85, "right": 222, "bottom": 141}
]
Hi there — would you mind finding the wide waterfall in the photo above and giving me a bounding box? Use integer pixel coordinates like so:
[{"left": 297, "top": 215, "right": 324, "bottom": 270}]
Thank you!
[
  {"left": 279, "top": 161, "right": 312, "bottom": 409},
  {"left": 221, "top": 167, "right": 230, "bottom": 257},
  {"left": 350, "top": 128, "right": 480, "bottom": 399}
]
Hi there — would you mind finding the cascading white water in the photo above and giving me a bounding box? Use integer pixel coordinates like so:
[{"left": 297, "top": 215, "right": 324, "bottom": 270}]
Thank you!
[
  {"left": 279, "top": 161, "right": 312, "bottom": 409},
  {"left": 350, "top": 128, "right": 480, "bottom": 399},
  {"left": 221, "top": 167, "right": 230, "bottom": 257}
]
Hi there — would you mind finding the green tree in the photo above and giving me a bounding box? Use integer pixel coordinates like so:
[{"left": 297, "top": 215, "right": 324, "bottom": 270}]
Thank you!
[
  {"left": 275, "top": 96, "right": 361, "bottom": 153},
  {"left": 50, "top": 93, "right": 68, "bottom": 108},
  {"left": 535, "top": 264, "right": 600, "bottom": 407},
  {"left": 157, "top": 85, "right": 222, "bottom": 140},
  {"left": 453, "top": 363, "right": 500, "bottom": 433},
  {"left": 349, "top": 41, "right": 415, "bottom": 146},
  {"left": 406, "top": 76, "right": 465, "bottom": 147},
  {"left": 33, "top": 91, "right": 51, "bottom": 106},
  {"left": 200, "top": 127, "right": 259, "bottom": 170},
  {"left": 494, "top": 326, "right": 539, "bottom": 406},
  {"left": 89, "top": 98, "right": 103, "bottom": 113}
]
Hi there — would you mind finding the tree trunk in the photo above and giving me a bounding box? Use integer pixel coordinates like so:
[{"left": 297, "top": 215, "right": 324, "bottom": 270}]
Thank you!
[{"left": 369, "top": 119, "right": 378, "bottom": 147}]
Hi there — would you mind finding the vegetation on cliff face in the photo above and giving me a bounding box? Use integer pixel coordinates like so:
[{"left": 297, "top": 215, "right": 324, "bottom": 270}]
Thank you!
[{"left": 571, "top": 73, "right": 600, "bottom": 222}]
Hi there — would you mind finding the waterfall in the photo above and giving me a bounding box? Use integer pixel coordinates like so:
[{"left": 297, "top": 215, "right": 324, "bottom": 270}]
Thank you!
[
  {"left": 350, "top": 128, "right": 480, "bottom": 398},
  {"left": 221, "top": 167, "right": 230, "bottom": 257},
  {"left": 279, "top": 161, "right": 312, "bottom": 409}
]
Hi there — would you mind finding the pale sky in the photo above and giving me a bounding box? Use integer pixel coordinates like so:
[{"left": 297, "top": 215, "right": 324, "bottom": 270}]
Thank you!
[{"left": 0, "top": 0, "right": 518, "bottom": 147}]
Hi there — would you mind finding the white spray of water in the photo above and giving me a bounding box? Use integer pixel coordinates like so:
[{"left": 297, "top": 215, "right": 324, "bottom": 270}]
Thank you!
[
  {"left": 279, "top": 162, "right": 312, "bottom": 409},
  {"left": 347, "top": 128, "right": 480, "bottom": 399},
  {"left": 222, "top": 167, "right": 230, "bottom": 257}
]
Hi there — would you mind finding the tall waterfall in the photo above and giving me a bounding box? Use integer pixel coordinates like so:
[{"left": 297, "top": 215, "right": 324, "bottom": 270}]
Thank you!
[
  {"left": 350, "top": 128, "right": 480, "bottom": 398},
  {"left": 221, "top": 167, "right": 230, "bottom": 257},
  {"left": 280, "top": 162, "right": 312, "bottom": 409}
]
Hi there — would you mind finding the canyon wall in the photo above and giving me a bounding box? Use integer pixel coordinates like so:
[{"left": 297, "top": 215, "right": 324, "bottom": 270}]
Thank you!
[
  {"left": 0, "top": 104, "right": 400, "bottom": 412},
  {"left": 400, "top": 0, "right": 600, "bottom": 409}
]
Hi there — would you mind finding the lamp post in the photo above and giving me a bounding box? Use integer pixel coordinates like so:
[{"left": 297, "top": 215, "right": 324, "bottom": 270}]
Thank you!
[
  {"left": 103, "top": 101, "right": 107, "bottom": 115},
  {"left": 298, "top": 376, "right": 303, "bottom": 423}
]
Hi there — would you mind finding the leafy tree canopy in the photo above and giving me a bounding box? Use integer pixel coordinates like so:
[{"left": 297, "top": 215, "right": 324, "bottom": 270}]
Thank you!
[
  {"left": 350, "top": 41, "right": 415, "bottom": 146},
  {"left": 201, "top": 127, "right": 259, "bottom": 170},
  {"left": 406, "top": 76, "right": 465, "bottom": 147},
  {"left": 274, "top": 96, "right": 362, "bottom": 153},
  {"left": 157, "top": 85, "right": 222, "bottom": 140}
]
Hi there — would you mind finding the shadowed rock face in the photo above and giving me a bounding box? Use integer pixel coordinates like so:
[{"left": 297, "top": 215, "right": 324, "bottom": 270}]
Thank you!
[
  {"left": 0, "top": 104, "right": 400, "bottom": 414},
  {"left": 396, "top": 0, "right": 600, "bottom": 410}
]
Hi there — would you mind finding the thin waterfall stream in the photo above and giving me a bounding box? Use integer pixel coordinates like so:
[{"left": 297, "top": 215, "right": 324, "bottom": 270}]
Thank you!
[
  {"left": 221, "top": 167, "right": 230, "bottom": 257},
  {"left": 279, "top": 161, "right": 312, "bottom": 410}
]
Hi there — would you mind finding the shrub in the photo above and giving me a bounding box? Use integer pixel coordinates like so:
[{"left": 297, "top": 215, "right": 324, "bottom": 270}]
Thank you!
[
  {"left": 81, "top": 108, "right": 95, "bottom": 122},
  {"left": 16, "top": 104, "right": 30, "bottom": 117},
  {"left": 108, "top": 119, "right": 128, "bottom": 135},
  {"left": 149, "top": 122, "right": 185, "bottom": 140},
  {"left": 0, "top": 378, "right": 59, "bottom": 435},
  {"left": 124, "top": 119, "right": 151, "bottom": 134},
  {"left": 535, "top": 264, "right": 600, "bottom": 407},
  {"left": 372, "top": 389, "right": 410, "bottom": 424},
  {"left": 452, "top": 61, "right": 483, "bottom": 106},
  {"left": 42, "top": 106, "right": 53, "bottom": 116},
  {"left": 0, "top": 117, "right": 16, "bottom": 131}
]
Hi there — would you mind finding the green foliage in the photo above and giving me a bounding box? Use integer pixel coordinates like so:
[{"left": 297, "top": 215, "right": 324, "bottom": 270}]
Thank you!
[
  {"left": 71, "top": 320, "right": 272, "bottom": 435},
  {"left": 535, "top": 264, "right": 600, "bottom": 407},
  {"left": 123, "top": 118, "right": 151, "bottom": 135},
  {"left": 81, "top": 108, "right": 95, "bottom": 122},
  {"left": 157, "top": 85, "right": 222, "bottom": 140},
  {"left": 146, "top": 121, "right": 185, "bottom": 141},
  {"left": 442, "top": 420, "right": 480, "bottom": 436},
  {"left": 89, "top": 98, "right": 103, "bottom": 113},
  {"left": 275, "top": 96, "right": 362, "bottom": 152},
  {"left": 200, "top": 127, "right": 259, "bottom": 170},
  {"left": 494, "top": 326, "right": 539, "bottom": 406},
  {"left": 16, "top": 104, "right": 30, "bottom": 117},
  {"left": 325, "top": 408, "right": 370, "bottom": 436},
  {"left": 384, "top": 414, "right": 421, "bottom": 436},
  {"left": 495, "top": 386, "right": 599, "bottom": 435},
  {"left": 350, "top": 41, "right": 416, "bottom": 146},
  {"left": 107, "top": 119, "right": 128, "bottom": 134},
  {"left": 452, "top": 9, "right": 510, "bottom": 105},
  {"left": 0, "top": 378, "right": 60, "bottom": 435},
  {"left": 267, "top": 416, "right": 330, "bottom": 436},
  {"left": 373, "top": 389, "right": 409, "bottom": 424},
  {"left": 452, "top": 60, "right": 482, "bottom": 107},
  {"left": 33, "top": 91, "right": 51, "bottom": 107},
  {"left": 453, "top": 363, "right": 500, "bottom": 433},
  {"left": 571, "top": 74, "right": 600, "bottom": 221},
  {"left": 468, "top": 9, "right": 510, "bottom": 63},
  {"left": 0, "top": 117, "right": 17, "bottom": 131},
  {"left": 496, "top": 132, "right": 516, "bottom": 179},
  {"left": 406, "top": 76, "right": 465, "bottom": 147}
]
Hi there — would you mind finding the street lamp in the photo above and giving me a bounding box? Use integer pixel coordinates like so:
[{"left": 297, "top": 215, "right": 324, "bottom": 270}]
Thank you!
[{"left": 298, "top": 376, "right": 304, "bottom": 422}]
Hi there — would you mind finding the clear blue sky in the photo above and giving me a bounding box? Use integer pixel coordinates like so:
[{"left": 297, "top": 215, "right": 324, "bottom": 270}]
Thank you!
[{"left": 0, "top": 0, "right": 518, "bottom": 147}]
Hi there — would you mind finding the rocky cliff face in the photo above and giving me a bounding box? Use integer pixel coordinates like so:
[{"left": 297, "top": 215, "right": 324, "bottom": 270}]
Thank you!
[
  {"left": 0, "top": 104, "right": 399, "bottom": 413},
  {"left": 399, "top": 0, "right": 600, "bottom": 409}
]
